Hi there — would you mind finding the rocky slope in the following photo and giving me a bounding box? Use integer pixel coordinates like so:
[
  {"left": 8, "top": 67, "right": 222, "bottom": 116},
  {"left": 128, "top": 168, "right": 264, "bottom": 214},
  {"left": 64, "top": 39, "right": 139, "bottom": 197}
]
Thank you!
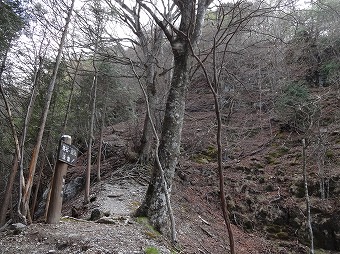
[{"left": 1, "top": 83, "right": 339, "bottom": 253}]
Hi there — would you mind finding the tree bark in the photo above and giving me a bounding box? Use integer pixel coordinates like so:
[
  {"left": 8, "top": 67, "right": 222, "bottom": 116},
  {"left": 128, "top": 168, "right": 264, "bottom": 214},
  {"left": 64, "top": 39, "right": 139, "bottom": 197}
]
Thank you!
[
  {"left": 112, "top": 0, "right": 163, "bottom": 164},
  {"left": 96, "top": 116, "right": 103, "bottom": 182},
  {"left": 131, "top": 60, "right": 177, "bottom": 243},
  {"left": 135, "top": 47, "right": 189, "bottom": 234},
  {"left": 139, "top": 57, "right": 157, "bottom": 164},
  {"left": 19, "top": 52, "right": 45, "bottom": 222},
  {"left": 138, "top": 28, "right": 163, "bottom": 164},
  {"left": 84, "top": 70, "right": 97, "bottom": 204}
]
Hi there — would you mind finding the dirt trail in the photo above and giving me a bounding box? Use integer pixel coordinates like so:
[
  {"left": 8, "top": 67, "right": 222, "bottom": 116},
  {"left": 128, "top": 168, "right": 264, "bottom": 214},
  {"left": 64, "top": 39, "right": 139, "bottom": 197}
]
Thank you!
[{"left": 0, "top": 179, "right": 172, "bottom": 254}]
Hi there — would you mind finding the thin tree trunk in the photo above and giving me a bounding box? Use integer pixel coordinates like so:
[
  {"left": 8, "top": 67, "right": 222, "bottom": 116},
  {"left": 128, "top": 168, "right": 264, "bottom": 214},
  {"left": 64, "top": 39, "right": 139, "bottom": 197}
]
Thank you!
[
  {"left": 30, "top": 130, "right": 52, "bottom": 220},
  {"left": 139, "top": 74, "right": 156, "bottom": 163},
  {"left": 188, "top": 37, "right": 235, "bottom": 254},
  {"left": 96, "top": 105, "right": 106, "bottom": 182},
  {"left": 139, "top": 47, "right": 161, "bottom": 164},
  {"left": 0, "top": 160, "right": 19, "bottom": 226},
  {"left": 30, "top": 156, "right": 45, "bottom": 220},
  {"left": 96, "top": 65, "right": 108, "bottom": 183},
  {"left": 62, "top": 53, "right": 82, "bottom": 133},
  {"left": 18, "top": 53, "right": 45, "bottom": 222},
  {"left": 212, "top": 48, "right": 235, "bottom": 254},
  {"left": 84, "top": 0, "right": 104, "bottom": 202},
  {"left": 0, "top": 51, "right": 22, "bottom": 226},
  {"left": 21, "top": 0, "right": 75, "bottom": 220},
  {"left": 84, "top": 46, "right": 99, "bottom": 204},
  {"left": 96, "top": 118, "right": 103, "bottom": 182},
  {"left": 112, "top": 1, "right": 163, "bottom": 164},
  {"left": 302, "top": 139, "right": 314, "bottom": 254}
]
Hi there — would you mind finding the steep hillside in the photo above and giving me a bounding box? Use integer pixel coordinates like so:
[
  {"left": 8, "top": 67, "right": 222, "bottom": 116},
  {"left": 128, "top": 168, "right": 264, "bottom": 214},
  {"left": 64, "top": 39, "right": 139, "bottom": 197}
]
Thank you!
[
  {"left": 1, "top": 82, "right": 339, "bottom": 254},
  {"left": 181, "top": 81, "right": 340, "bottom": 253}
]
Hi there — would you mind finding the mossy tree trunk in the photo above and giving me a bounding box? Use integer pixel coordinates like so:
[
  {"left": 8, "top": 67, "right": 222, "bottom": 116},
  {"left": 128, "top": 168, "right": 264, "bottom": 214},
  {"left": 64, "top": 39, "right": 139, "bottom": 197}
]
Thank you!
[
  {"left": 135, "top": 48, "right": 189, "bottom": 233},
  {"left": 135, "top": 0, "right": 213, "bottom": 235}
]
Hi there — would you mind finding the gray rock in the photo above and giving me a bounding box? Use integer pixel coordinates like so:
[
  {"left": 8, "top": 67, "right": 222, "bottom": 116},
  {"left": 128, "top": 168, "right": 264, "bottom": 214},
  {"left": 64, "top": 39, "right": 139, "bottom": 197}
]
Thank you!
[
  {"left": 63, "top": 176, "right": 85, "bottom": 201},
  {"left": 35, "top": 176, "right": 85, "bottom": 218},
  {"left": 10, "top": 223, "right": 27, "bottom": 234},
  {"left": 90, "top": 208, "right": 104, "bottom": 221}
]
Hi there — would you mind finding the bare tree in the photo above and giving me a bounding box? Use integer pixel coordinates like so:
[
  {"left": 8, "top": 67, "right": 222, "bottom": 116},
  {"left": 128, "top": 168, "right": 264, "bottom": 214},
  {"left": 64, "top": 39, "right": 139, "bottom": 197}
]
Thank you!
[
  {"left": 21, "top": 0, "right": 75, "bottom": 221},
  {"left": 132, "top": 0, "right": 213, "bottom": 236},
  {"left": 183, "top": 1, "right": 276, "bottom": 252},
  {"left": 84, "top": 0, "right": 105, "bottom": 204},
  {"left": 130, "top": 60, "right": 177, "bottom": 243},
  {"left": 106, "top": 0, "right": 167, "bottom": 164}
]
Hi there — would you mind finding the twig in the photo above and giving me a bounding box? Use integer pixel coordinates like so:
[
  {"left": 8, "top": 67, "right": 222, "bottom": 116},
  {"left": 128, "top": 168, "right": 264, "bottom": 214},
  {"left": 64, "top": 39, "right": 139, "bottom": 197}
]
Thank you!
[
  {"left": 198, "top": 215, "right": 210, "bottom": 225},
  {"left": 200, "top": 226, "right": 215, "bottom": 238}
]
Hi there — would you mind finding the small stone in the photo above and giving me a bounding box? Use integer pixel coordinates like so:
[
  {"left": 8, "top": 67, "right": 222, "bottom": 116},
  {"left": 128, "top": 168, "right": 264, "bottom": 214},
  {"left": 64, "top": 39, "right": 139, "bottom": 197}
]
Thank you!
[
  {"left": 90, "top": 208, "right": 104, "bottom": 221},
  {"left": 10, "top": 223, "right": 27, "bottom": 234}
]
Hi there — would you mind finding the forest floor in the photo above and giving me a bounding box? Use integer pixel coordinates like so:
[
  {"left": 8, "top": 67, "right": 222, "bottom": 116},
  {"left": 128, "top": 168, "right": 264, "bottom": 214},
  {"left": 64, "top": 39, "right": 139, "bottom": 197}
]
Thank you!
[
  {"left": 1, "top": 83, "right": 340, "bottom": 253},
  {"left": 0, "top": 152, "right": 284, "bottom": 254},
  {"left": 0, "top": 171, "right": 280, "bottom": 254}
]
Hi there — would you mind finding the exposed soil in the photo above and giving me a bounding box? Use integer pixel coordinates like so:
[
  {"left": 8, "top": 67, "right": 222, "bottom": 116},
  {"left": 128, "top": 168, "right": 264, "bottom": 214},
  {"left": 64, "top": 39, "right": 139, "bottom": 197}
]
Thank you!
[{"left": 1, "top": 83, "right": 339, "bottom": 253}]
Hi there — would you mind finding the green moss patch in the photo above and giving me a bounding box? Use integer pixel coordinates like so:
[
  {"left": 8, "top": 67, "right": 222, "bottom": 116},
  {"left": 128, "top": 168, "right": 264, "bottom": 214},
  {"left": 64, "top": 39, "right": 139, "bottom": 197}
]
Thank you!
[
  {"left": 144, "top": 246, "right": 160, "bottom": 254},
  {"left": 191, "top": 145, "right": 218, "bottom": 164},
  {"left": 135, "top": 217, "right": 161, "bottom": 239}
]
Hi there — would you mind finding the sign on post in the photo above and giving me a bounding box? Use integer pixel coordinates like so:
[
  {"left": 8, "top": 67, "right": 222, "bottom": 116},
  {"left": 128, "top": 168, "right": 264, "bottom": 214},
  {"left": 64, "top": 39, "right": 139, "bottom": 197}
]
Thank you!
[
  {"left": 46, "top": 135, "right": 77, "bottom": 224},
  {"left": 58, "top": 141, "right": 78, "bottom": 166}
]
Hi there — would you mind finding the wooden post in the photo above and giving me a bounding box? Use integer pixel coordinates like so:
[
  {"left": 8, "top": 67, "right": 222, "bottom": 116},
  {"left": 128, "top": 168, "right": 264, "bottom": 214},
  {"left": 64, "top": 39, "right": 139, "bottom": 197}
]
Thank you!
[{"left": 46, "top": 135, "right": 71, "bottom": 224}]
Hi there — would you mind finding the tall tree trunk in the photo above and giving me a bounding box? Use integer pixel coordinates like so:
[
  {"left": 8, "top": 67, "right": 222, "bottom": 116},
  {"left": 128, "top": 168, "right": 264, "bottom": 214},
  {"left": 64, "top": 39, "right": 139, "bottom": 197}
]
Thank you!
[
  {"left": 96, "top": 101, "right": 106, "bottom": 182},
  {"left": 135, "top": 47, "right": 189, "bottom": 234},
  {"left": 188, "top": 33, "right": 235, "bottom": 253},
  {"left": 96, "top": 63, "right": 108, "bottom": 183},
  {"left": 30, "top": 83, "right": 59, "bottom": 220},
  {"left": 0, "top": 51, "right": 22, "bottom": 226},
  {"left": 18, "top": 53, "right": 45, "bottom": 222},
  {"left": 131, "top": 60, "right": 177, "bottom": 243},
  {"left": 84, "top": 0, "right": 103, "bottom": 203},
  {"left": 135, "top": 0, "right": 213, "bottom": 236},
  {"left": 21, "top": 0, "right": 75, "bottom": 220},
  {"left": 302, "top": 139, "right": 314, "bottom": 254},
  {"left": 139, "top": 29, "right": 163, "bottom": 164},
  {"left": 84, "top": 48, "right": 98, "bottom": 204},
  {"left": 139, "top": 59, "right": 157, "bottom": 164},
  {"left": 112, "top": 1, "right": 164, "bottom": 164}
]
